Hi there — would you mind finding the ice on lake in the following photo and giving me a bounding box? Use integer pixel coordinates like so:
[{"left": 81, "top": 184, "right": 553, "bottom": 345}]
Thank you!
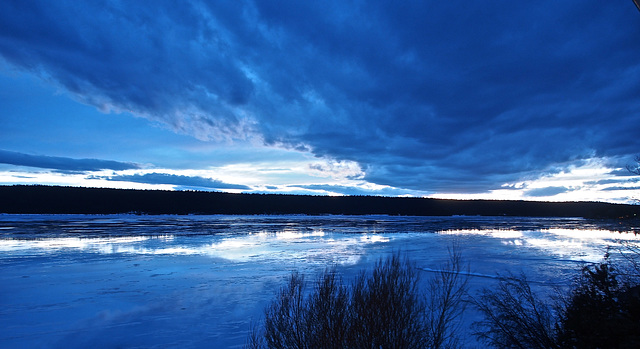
[{"left": 1, "top": 214, "right": 638, "bottom": 348}]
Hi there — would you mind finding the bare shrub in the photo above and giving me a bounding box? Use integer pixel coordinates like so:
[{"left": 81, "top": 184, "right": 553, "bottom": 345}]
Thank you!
[
  {"left": 263, "top": 272, "right": 307, "bottom": 349},
  {"left": 305, "top": 269, "right": 349, "bottom": 349},
  {"left": 245, "top": 320, "right": 266, "bottom": 349},
  {"left": 247, "top": 269, "right": 349, "bottom": 349},
  {"left": 472, "top": 251, "right": 640, "bottom": 349},
  {"left": 348, "top": 254, "right": 426, "bottom": 348},
  {"left": 471, "top": 274, "right": 559, "bottom": 349},
  {"left": 425, "top": 245, "right": 470, "bottom": 349},
  {"left": 251, "top": 245, "right": 640, "bottom": 349},
  {"left": 618, "top": 241, "right": 640, "bottom": 285},
  {"left": 247, "top": 251, "right": 471, "bottom": 349}
]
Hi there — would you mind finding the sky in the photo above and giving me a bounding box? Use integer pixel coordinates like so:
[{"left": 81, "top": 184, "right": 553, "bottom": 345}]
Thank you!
[{"left": 0, "top": 1, "right": 639, "bottom": 203}]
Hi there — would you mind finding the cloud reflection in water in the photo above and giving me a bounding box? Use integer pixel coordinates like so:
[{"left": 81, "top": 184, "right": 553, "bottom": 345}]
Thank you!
[
  {"left": 438, "top": 228, "right": 639, "bottom": 262},
  {"left": 0, "top": 229, "right": 391, "bottom": 266}
]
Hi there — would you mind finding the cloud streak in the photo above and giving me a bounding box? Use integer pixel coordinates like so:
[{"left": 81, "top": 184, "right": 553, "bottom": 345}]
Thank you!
[
  {"left": 102, "top": 173, "right": 250, "bottom": 190},
  {"left": 1, "top": 1, "right": 639, "bottom": 194},
  {"left": 292, "top": 184, "right": 416, "bottom": 197},
  {"left": 0, "top": 150, "right": 140, "bottom": 172},
  {"left": 525, "top": 186, "right": 572, "bottom": 198}
]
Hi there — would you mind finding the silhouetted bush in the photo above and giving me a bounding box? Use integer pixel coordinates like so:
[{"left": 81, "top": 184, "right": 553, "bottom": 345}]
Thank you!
[
  {"left": 472, "top": 251, "right": 640, "bottom": 349},
  {"left": 306, "top": 269, "right": 350, "bottom": 348},
  {"left": 250, "top": 247, "right": 640, "bottom": 349},
  {"left": 557, "top": 259, "right": 640, "bottom": 348},
  {"left": 348, "top": 254, "right": 426, "bottom": 348},
  {"left": 425, "top": 246, "right": 470, "bottom": 349},
  {"left": 247, "top": 251, "right": 469, "bottom": 349},
  {"left": 259, "top": 270, "right": 350, "bottom": 349},
  {"left": 471, "top": 274, "right": 559, "bottom": 349}
]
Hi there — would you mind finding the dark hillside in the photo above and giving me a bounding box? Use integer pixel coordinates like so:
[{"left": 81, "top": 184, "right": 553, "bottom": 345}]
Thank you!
[{"left": 0, "top": 185, "right": 638, "bottom": 219}]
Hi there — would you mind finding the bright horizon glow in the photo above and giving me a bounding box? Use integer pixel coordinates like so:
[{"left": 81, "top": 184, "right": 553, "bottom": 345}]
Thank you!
[{"left": 1, "top": 157, "right": 639, "bottom": 203}]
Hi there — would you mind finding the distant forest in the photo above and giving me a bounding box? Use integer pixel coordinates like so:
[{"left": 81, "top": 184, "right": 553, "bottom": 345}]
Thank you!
[{"left": 0, "top": 185, "right": 638, "bottom": 219}]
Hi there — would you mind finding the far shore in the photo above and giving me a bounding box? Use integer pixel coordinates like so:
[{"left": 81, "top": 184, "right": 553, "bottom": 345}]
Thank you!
[{"left": 1, "top": 185, "right": 638, "bottom": 219}]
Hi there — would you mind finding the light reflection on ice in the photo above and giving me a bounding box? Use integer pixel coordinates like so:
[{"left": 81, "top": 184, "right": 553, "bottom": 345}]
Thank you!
[
  {"left": 438, "top": 229, "right": 524, "bottom": 239},
  {"left": 360, "top": 234, "right": 389, "bottom": 243},
  {"left": 2, "top": 223, "right": 635, "bottom": 265},
  {"left": 543, "top": 228, "right": 639, "bottom": 241},
  {"left": 273, "top": 230, "right": 325, "bottom": 240},
  {"left": 524, "top": 238, "right": 598, "bottom": 259},
  {"left": 501, "top": 239, "right": 524, "bottom": 246},
  {"left": 437, "top": 227, "right": 640, "bottom": 262},
  {"left": 0, "top": 236, "right": 150, "bottom": 252},
  {"left": 0, "top": 229, "right": 392, "bottom": 266}
]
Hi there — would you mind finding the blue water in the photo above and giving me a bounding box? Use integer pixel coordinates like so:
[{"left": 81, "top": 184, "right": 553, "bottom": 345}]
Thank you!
[{"left": 1, "top": 215, "right": 638, "bottom": 348}]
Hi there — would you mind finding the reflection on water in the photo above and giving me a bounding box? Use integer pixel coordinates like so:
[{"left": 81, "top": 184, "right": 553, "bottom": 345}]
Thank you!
[
  {"left": 438, "top": 226, "right": 639, "bottom": 262},
  {"left": 0, "top": 226, "right": 392, "bottom": 265},
  {"left": 0, "top": 215, "right": 636, "bottom": 264},
  {"left": 543, "top": 228, "right": 639, "bottom": 240},
  {"left": 439, "top": 229, "right": 525, "bottom": 239},
  {"left": 0, "top": 236, "right": 151, "bottom": 252},
  {"left": 0, "top": 214, "right": 638, "bottom": 348}
]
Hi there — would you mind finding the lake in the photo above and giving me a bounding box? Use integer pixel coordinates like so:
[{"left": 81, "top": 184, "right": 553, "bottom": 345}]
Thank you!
[{"left": 1, "top": 214, "right": 638, "bottom": 348}]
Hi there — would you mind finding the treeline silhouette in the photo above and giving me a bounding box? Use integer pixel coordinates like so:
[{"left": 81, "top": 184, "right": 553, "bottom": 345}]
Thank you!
[{"left": 0, "top": 185, "right": 638, "bottom": 218}]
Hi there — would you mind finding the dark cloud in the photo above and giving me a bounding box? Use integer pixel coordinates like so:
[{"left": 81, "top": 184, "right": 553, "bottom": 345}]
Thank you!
[
  {"left": 102, "top": 173, "right": 250, "bottom": 190},
  {"left": 1, "top": 1, "right": 639, "bottom": 193},
  {"left": 0, "top": 149, "right": 140, "bottom": 172}
]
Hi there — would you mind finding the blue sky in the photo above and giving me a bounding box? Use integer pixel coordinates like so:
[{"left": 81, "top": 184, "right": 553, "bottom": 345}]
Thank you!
[{"left": 1, "top": 1, "right": 639, "bottom": 202}]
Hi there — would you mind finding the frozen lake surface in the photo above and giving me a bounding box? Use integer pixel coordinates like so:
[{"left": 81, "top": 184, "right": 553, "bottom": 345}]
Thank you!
[{"left": 1, "top": 214, "right": 639, "bottom": 348}]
